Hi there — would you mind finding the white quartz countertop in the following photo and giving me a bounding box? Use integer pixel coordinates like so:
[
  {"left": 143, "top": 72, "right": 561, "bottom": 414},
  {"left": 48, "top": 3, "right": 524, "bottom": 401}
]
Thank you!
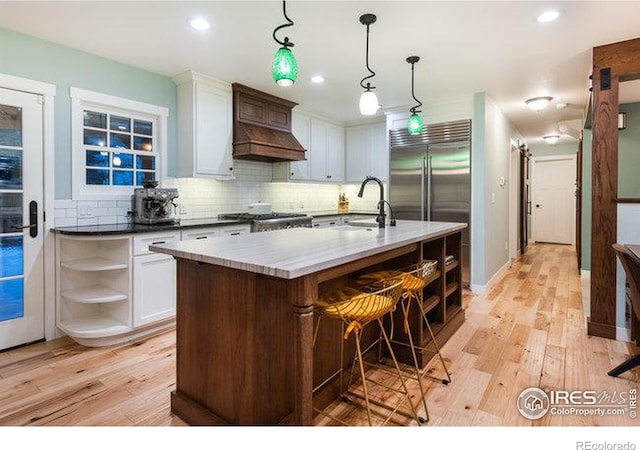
[{"left": 149, "top": 220, "right": 467, "bottom": 279}]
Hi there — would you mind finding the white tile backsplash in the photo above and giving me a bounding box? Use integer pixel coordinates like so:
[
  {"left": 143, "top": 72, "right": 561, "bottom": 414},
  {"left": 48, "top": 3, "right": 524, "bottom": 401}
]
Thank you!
[{"left": 53, "top": 159, "right": 380, "bottom": 227}]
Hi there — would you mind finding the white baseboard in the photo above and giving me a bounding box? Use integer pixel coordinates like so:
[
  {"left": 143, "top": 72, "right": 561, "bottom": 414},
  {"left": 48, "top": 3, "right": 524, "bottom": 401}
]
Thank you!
[
  {"left": 471, "top": 259, "right": 511, "bottom": 295},
  {"left": 616, "top": 327, "right": 632, "bottom": 342}
]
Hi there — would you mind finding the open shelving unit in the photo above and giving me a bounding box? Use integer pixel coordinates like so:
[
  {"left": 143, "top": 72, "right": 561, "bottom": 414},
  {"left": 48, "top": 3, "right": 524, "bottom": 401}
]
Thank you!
[{"left": 56, "top": 235, "right": 133, "bottom": 344}]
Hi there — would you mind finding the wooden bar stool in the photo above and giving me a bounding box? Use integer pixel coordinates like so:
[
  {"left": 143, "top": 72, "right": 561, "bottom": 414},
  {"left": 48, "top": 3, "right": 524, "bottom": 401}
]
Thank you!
[
  {"left": 312, "top": 277, "right": 423, "bottom": 426},
  {"left": 357, "top": 260, "right": 452, "bottom": 423}
]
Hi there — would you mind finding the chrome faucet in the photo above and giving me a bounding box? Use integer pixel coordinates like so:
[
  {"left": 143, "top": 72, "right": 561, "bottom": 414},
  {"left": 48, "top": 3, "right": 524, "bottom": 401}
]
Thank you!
[{"left": 357, "top": 176, "right": 396, "bottom": 228}]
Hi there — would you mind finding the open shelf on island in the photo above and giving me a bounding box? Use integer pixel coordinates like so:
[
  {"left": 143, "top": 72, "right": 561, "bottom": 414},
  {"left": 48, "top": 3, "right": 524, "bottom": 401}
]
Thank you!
[
  {"left": 61, "top": 285, "right": 128, "bottom": 304},
  {"left": 445, "top": 260, "right": 459, "bottom": 272},
  {"left": 422, "top": 294, "right": 440, "bottom": 315},
  {"left": 445, "top": 281, "right": 459, "bottom": 297}
]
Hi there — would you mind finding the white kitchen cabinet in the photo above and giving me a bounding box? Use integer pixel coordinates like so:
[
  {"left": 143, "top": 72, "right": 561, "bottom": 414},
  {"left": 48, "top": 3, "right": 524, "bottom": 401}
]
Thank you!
[
  {"left": 273, "top": 111, "right": 311, "bottom": 181},
  {"left": 345, "top": 121, "right": 388, "bottom": 183},
  {"left": 174, "top": 70, "right": 234, "bottom": 179},
  {"left": 218, "top": 224, "right": 251, "bottom": 236},
  {"left": 310, "top": 118, "right": 344, "bottom": 182},
  {"left": 311, "top": 216, "right": 341, "bottom": 228},
  {"left": 132, "top": 232, "right": 179, "bottom": 327},
  {"left": 273, "top": 113, "right": 344, "bottom": 183},
  {"left": 181, "top": 224, "right": 250, "bottom": 240},
  {"left": 133, "top": 253, "right": 176, "bottom": 327}
]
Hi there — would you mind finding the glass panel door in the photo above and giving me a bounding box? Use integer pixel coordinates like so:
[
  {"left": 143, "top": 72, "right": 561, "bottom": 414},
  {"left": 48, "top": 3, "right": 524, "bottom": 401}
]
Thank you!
[
  {"left": 0, "top": 104, "right": 25, "bottom": 322},
  {"left": 0, "top": 87, "right": 44, "bottom": 350}
]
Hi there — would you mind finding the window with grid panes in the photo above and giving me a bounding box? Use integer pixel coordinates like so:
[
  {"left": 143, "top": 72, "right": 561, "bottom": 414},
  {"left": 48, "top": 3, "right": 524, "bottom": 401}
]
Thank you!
[
  {"left": 82, "top": 110, "right": 157, "bottom": 187},
  {"left": 71, "top": 87, "right": 168, "bottom": 200}
]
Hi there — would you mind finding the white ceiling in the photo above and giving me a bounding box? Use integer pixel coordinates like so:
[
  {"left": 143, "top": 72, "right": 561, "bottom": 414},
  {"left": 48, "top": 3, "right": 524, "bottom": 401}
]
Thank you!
[{"left": 1, "top": 1, "right": 640, "bottom": 147}]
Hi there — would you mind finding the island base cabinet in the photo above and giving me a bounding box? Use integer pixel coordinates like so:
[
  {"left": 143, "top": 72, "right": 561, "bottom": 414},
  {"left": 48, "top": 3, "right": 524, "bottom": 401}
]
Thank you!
[
  {"left": 133, "top": 253, "right": 176, "bottom": 327},
  {"left": 169, "top": 229, "right": 466, "bottom": 425},
  {"left": 172, "top": 260, "right": 305, "bottom": 425}
]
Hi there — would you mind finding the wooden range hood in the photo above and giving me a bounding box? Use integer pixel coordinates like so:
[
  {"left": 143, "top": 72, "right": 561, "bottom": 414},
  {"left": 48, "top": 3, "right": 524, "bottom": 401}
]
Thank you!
[{"left": 232, "top": 83, "right": 306, "bottom": 162}]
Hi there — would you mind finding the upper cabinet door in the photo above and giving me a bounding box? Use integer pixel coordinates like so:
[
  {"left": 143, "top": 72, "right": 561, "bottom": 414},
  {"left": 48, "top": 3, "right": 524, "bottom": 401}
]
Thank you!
[
  {"left": 290, "top": 112, "right": 311, "bottom": 180},
  {"left": 195, "top": 82, "right": 233, "bottom": 178},
  {"left": 326, "top": 124, "right": 344, "bottom": 183},
  {"left": 174, "top": 71, "right": 234, "bottom": 179},
  {"left": 345, "top": 121, "right": 388, "bottom": 183},
  {"left": 345, "top": 125, "right": 370, "bottom": 183},
  {"left": 370, "top": 122, "right": 389, "bottom": 182},
  {"left": 310, "top": 119, "right": 328, "bottom": 181}
]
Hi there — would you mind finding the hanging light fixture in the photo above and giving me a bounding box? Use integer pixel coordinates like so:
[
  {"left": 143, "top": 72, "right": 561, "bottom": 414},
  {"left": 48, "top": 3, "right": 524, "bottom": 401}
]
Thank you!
[
  {"left": 272, "top": 1, "right": 297, "bottom": 87},
  {"left": 358, "top": 13, "right": 379, "bottom": 115},
  {"left": 406, "top": 56, "right": 423, "bottom": 135}
]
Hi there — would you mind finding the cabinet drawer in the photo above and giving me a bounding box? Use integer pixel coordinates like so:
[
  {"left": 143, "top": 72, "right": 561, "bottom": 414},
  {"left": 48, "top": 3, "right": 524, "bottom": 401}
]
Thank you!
[
  {"left": 181, "top": 227, "right": 219, "bottom": 241},
  {"left": 133, "top": 231, "right": 181, "bottom": 256},
  {"left": 219, "top": 224, "right": 251, "bottom": 236}
]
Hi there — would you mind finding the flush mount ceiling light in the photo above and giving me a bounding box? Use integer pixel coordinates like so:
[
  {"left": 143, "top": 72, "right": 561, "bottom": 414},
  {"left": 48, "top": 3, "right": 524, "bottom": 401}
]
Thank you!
[
  {"left": 188, "top": 17, "right": 210, "bottom": 31},
  {"left": 537, "top": 10, "right": 560, "bottom": 23},
  {"left": 271, "top": 1, "right": 297, "bottom": 87},
  {"left": 311, "top": 75, "right": 325, "bottom": 84},
  {"left": 525, "top": 96, "right": 553, "bottom": 112},
  {"left": 543, "top": 135, "right": 560, "bottom": 144},
  {"left": 406, "top": 56, "right": 423, "bottom": 135},
  {"left": 358, "top": 13, "right": 380, "bottom": 116}
]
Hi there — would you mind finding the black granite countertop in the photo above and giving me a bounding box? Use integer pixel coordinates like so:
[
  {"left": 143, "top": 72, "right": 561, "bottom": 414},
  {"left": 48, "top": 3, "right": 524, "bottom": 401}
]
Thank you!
[{"left": 51, "top": 218, "right": 250, "bottom": 236}]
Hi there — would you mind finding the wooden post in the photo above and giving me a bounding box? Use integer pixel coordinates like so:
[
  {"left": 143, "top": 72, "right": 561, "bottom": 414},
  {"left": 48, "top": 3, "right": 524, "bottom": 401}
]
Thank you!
[{"left": 589, "top": 38, "right": 640, "bottom": 339}]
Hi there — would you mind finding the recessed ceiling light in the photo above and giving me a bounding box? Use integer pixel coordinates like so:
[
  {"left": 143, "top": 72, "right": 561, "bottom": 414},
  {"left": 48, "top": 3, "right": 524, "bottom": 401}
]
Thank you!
[
  {"left": 537, "top": 10, "right": 560, "bottom": 23},
  {"left": 525, "top": 96, "right": 553, "bottom": 112},
  {"left": 311, "top": 75, "right": 325, "bottom": 84},
  {"left": 189, "top": 17, "right": 210, "bottom": 31},
  {"left": 556, "top": 102, "right": 568, "bottom": 109},
  {"left": 543, "top": 135, "right": 560, "bottom": 144}
]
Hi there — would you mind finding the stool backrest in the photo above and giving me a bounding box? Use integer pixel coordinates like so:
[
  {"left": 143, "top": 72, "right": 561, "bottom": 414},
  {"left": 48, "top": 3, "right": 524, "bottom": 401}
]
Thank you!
[{"left": 612, "top": 243, "right": 640, "bottom": 322}]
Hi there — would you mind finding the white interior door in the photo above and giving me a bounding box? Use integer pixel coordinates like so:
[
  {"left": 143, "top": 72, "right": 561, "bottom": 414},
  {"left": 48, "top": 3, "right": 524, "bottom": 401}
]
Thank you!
[
  {"left": 0, "top": 87, "right": 44, "bottom": 350},
  {"left": 531, "top": 156, "right": 576, "bottom": 245}
]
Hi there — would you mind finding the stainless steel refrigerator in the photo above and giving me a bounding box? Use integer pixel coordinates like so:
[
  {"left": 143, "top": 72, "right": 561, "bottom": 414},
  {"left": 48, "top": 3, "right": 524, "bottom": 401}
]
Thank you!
[{"left": 389, "top": 119, "right": 471, "bottom": 286}]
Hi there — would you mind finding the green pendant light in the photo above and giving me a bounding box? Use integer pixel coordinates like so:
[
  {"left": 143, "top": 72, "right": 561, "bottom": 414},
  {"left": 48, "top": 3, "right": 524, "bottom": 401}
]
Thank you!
[
  {"left": 406, "top": 56, "right": 423, "bottom": 135},
  {"left": 272, "top": 1, "right": 297, "bottom": 87}
]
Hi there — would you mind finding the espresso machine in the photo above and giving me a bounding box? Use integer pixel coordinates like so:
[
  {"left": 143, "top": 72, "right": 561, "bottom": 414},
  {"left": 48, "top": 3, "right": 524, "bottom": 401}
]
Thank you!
[{"left": 132, "top": 181, "right": 180, "bottom": 225}]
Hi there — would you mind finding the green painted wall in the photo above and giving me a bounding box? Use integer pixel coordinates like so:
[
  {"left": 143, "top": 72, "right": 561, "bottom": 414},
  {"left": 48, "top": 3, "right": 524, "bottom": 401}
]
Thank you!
[
  {"left": 471, "top": 92, "right": 523, "bottom": 288},
  {"left": 471, "top": 93, "right": 486, "bottom": 288},
  {"left": 618, "top": 102, "right": 640, "bottom": 198},
  {"left": 0, "top": 26, "right": 177, "bottom": 199},
  {"left": 581, "top": 128, "right": 592, "bottom": 271}
]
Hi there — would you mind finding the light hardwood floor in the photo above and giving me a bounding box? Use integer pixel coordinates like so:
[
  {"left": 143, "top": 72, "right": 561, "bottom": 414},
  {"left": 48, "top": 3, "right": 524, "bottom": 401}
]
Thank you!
[{"left": 0, "top": 243, "right": 637, "bottom": 426}]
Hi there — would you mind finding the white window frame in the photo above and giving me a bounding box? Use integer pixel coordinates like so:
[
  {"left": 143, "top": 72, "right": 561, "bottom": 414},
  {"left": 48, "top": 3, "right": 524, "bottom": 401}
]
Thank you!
[{"left": 70, "top": 87, "right": 168, "bottom": 201}]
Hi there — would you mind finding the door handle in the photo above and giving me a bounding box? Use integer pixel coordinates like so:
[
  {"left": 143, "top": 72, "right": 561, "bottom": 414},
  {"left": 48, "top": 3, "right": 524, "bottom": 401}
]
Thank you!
[{"left": 13, "top": 201, "right": 38, "bottom": 238}]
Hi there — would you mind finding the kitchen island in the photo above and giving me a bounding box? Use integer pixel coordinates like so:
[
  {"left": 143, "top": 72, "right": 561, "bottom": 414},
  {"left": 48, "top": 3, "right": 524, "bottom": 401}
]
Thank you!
[{"left": 150, "top": 220, "right": 467, "bottom": 425}]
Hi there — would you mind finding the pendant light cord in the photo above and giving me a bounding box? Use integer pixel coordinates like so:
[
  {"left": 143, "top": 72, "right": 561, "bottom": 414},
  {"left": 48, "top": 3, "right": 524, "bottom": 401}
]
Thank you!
[
  {"left": 360, "top": 23, "right": 376, "bottom": 91},
  {"left": 410, "top": 62, "right": 422, "bottom": 114},
  {"left": 273, "top": 0, "right": 294, "bottom": 48}
]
